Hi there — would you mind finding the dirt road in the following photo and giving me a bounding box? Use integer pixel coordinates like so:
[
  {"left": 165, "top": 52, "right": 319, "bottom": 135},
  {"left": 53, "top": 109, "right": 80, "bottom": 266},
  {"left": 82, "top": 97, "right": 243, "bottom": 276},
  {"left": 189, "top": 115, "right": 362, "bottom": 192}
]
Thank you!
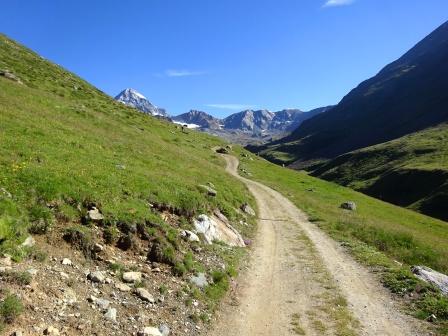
[{"left": 209, "top": 155, "right": 427, "bottom": 336}]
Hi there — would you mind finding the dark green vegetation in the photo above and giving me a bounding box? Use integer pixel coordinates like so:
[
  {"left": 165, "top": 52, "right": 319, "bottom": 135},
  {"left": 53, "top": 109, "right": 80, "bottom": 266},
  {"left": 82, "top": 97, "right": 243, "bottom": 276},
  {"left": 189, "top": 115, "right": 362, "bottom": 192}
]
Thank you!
[
  {"left": 0, "top": 294, "right": 23, "bottom": 331},
  {"left": 249, "top": 21, "right": 448, "bottom": 221},
  {"left": 0, "top": 34, "right": 255, "bottom": 260},
  {"left": 236, "top": 148, "right": 448, "bottom": 333},
  {"left": 313, "top": 124, "right": 448, "bottom": 221}
]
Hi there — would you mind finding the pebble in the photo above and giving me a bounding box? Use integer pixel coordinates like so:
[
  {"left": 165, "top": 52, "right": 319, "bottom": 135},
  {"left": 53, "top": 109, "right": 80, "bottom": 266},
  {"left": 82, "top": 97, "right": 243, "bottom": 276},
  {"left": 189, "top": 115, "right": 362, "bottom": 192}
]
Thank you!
[
  {"left": 93, "top": 243, "right": 104, "bottom": 252},
  {"left": 138, "top": 327, "right": 162, "bottom": 336},
  {"left": 134, "top": 288, "right": 155, "bottom": 303},
  {"left": 115, "top": 283, "right": 132, "bottom": 292},
  {"left": 88, "top": 271, "right": 105, "bottom": 283},
  {"left": 122, "top": 271, "right": 142, "bottom": 283},
  {"left": 95, "top": 298, "right": 111, "bottom": 310},
  {"left": 61, "top": 258, "right": 72, "bottom": 266},
  {"left": 27, "top": 268, "right": 38, "bottom": 276},
  {"left": 104, "top": 307, "right": 117, "bottom": 322},
  {"left": 159, "top": 324, "right": 170, "bottom": 336},
  {"left": 43, "top": 326, "right": 60, "bottom": 335},
  {"left": 60, "top": 272, "right": 69, "bottom": 279},
  {"left": 21, "top": 236, "right": 36, "bottom": 248}
]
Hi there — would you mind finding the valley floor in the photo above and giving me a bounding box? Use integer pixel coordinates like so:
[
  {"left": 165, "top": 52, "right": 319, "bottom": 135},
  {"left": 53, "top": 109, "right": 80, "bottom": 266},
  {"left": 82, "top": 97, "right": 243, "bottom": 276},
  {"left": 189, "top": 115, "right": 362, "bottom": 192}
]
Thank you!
[{"left": 209, "top": 155, "right": 430, "bottom": 336}]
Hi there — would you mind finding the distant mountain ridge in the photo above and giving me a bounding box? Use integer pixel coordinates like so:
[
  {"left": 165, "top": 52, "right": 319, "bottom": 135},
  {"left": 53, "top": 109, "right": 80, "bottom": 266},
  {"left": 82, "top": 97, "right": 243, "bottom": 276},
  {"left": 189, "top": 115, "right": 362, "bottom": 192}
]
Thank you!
[
  {"left": 174, "top": 107, "right": 330, "bottom": 136},
  {"left": 115, "top": 88, "right": 168, "bottom": 117},
  {"left": 114, "top": 89, "right": 330, "bottom": 144}
]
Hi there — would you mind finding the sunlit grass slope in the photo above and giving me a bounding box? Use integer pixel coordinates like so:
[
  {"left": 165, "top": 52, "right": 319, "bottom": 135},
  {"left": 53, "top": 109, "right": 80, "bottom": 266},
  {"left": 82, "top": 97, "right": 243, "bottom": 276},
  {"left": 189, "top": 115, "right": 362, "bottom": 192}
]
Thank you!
[
  {"left": 313, "top": 124, "right": 448, "bottom": 221},
  {"left": 0, "top": 34, "right": 254, "bottom": 254}
]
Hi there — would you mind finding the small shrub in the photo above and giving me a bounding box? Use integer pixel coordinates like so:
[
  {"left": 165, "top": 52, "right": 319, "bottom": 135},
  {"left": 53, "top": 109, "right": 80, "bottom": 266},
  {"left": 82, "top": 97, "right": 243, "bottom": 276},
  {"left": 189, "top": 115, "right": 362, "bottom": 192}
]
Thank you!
[
  {"left": 200, "top": 312, "right": 210, "bottom": 323},
  {"left": 190, "top": 286, "right": 201, "bottom": 300},
  {"left": 183, "top": 252, "right": 195, "bottom": 272},
  {"left": 159, "top": 284, "right": 168, "bottom": 295},
  {"left": 211, "top": 270, "right": 227, "bottom": 283},
  {"left": 7, "top": 271, "right": 32, "bottom": 286},
  {"left": 28, "top": 204, "right": 53, "bottom": 234},
  {"left": 162, "top": 246, "right": 176, "bottom": 265},
  {"left": 63, "top": 225, "right": 93, "bottom": 257},
  {"left": 109, "top": 262, "right": 125, "bottom": 277},
  {"left": 382, "top": 268, "right": 421, "bottom": 294},
  {"left": 166, "top": 228, "right": 178, "bottom": 248},
  {"left": 103, "top": 225, "right": 119, "bottom": 245},
  {"left": 205, "top": 270, "right": 230, "bottom": 309},
  {"left": 189, "top": 312, "right": 199, "bottom": 322},
  {"left": 28, "top": 219, "right": 50, "bottom": 234},
  {"left": 0, "top": 294, "right": 23, "bottom": 324},
  {"left": 417, "top": 294, "right": 448, "bottom": 320},
  {"left": 29, "top": 248, "right": 47, "bottom": 262},
  {"left": 134, "top": 280, "right": 146, "bottom": 288},
  {"left": 226, "top": 265, "right": 238, "bottom": 278},
  {"left": 146, "top": 227, "right": 157, "bottom": 237},
  {"left": 57, "top": 203, "right": 79, "bottom": 222},
  {"left": 173, "top": 262, "right": 187, "bottom": 276}
]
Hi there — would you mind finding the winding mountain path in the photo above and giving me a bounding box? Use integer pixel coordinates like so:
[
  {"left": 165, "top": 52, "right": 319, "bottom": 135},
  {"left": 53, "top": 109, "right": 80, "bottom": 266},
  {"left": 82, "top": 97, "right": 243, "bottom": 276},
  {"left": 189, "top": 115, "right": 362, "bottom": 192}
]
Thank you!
[{"left": 209, "top": 155, "right": 428, "bottom": 336}]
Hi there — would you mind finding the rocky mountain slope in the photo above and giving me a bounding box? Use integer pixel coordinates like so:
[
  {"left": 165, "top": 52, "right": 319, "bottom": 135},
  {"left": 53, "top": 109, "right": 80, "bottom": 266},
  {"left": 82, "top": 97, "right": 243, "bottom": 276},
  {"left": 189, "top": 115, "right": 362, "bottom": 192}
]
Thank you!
[
  {"left": 115, "top": 88, "right": 168, "bottom": 117},
  {"left": 252, "top": 20, "right": 448, "bottom": 168},
  {"left": 222, "top": 109, "right": 275, "bottom": 132},
  {"left": 0, "top": 33, "right": 257, "bottom": 335}
]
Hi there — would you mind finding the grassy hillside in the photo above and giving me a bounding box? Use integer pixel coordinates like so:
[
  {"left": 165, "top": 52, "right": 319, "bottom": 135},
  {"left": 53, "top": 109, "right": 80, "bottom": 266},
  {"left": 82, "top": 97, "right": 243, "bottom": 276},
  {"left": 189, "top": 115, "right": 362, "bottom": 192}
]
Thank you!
[
  {"left": 0, "top": 33, "right": 254, "bottom": 257},
  {"left": 313, "top": 124, "right": 448, "bottom": 221},
  {"left": 235, "top": 149, "right": 448, "bottom": 333}
]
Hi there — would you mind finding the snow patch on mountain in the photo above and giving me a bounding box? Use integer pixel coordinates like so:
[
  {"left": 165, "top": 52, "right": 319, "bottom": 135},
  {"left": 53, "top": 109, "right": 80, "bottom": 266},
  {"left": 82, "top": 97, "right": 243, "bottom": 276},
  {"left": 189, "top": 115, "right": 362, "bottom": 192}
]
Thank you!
[{"left": 172, "top": 120, "right": 201, "bottom": 129}]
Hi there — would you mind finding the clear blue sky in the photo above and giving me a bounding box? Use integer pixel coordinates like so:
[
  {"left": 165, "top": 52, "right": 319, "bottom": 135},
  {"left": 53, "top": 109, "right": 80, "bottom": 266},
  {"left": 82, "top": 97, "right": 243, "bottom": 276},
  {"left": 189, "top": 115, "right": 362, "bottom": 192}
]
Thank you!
[{"left": 2, "top": 0, "right": 448, "bottom": 118}]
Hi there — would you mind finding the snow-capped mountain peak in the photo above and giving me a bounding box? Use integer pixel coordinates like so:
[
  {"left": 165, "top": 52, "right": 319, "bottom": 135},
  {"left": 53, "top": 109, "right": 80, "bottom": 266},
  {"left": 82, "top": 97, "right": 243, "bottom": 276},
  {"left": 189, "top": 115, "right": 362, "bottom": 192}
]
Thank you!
[{"left": 114, "top": 88, "right": 167, "bottom": 117}]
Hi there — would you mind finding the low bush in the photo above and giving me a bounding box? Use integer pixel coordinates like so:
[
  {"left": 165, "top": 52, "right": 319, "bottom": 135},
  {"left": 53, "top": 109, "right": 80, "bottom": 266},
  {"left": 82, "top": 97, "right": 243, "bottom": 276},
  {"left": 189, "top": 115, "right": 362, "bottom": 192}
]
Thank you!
[{"left": 0, "top": 294, "right": 23, "bottom": 324}]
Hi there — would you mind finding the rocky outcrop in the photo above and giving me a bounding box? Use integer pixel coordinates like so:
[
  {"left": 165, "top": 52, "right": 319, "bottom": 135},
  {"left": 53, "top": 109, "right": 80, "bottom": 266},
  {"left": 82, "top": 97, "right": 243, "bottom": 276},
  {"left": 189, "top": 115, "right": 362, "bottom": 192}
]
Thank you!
[
  {"left": 180, "top": 230, "right": 200, "bottom": 242},
  {"left": 122, "top": 271, "right": 142, "bottom": 283},
  {"left": 134, "top": 288, "right": 155, "bottom": 303},
  {"left": 340, "top": 201, "right": 357, "bottom": 211},
  {"left": 241, "top": 203, "right": 256, "bottom": 216},
  {"left": 223, "top": 109, "right": 274, "bottom": 132},
  {"left": 193, "top": 212, "right": 245, "bottom": 247},
  {"left": 412, "top": 266, "right": 448, "bottom": 295},
  {"left": 198, "top": 184, "right": 217, "bottom": 197},
  {"left": 0, "top": 69, "right": 22, "bottom": 83},
  {"left": 215, "top": 147, "right": 229, "bottom": 154},
  {"left": 86, "top": 207, "right": 104, "bottom": 223}
]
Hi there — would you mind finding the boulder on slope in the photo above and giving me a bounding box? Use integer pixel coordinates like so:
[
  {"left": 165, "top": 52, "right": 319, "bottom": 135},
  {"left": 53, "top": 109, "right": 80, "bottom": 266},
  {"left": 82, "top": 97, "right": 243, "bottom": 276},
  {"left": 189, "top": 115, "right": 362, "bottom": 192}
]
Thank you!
[
  {"left": 412, "top": 266, "right": 448, "bottom": 295},
  {"left": 193, "top": 211, "right": 245, "bottom": 247}
]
